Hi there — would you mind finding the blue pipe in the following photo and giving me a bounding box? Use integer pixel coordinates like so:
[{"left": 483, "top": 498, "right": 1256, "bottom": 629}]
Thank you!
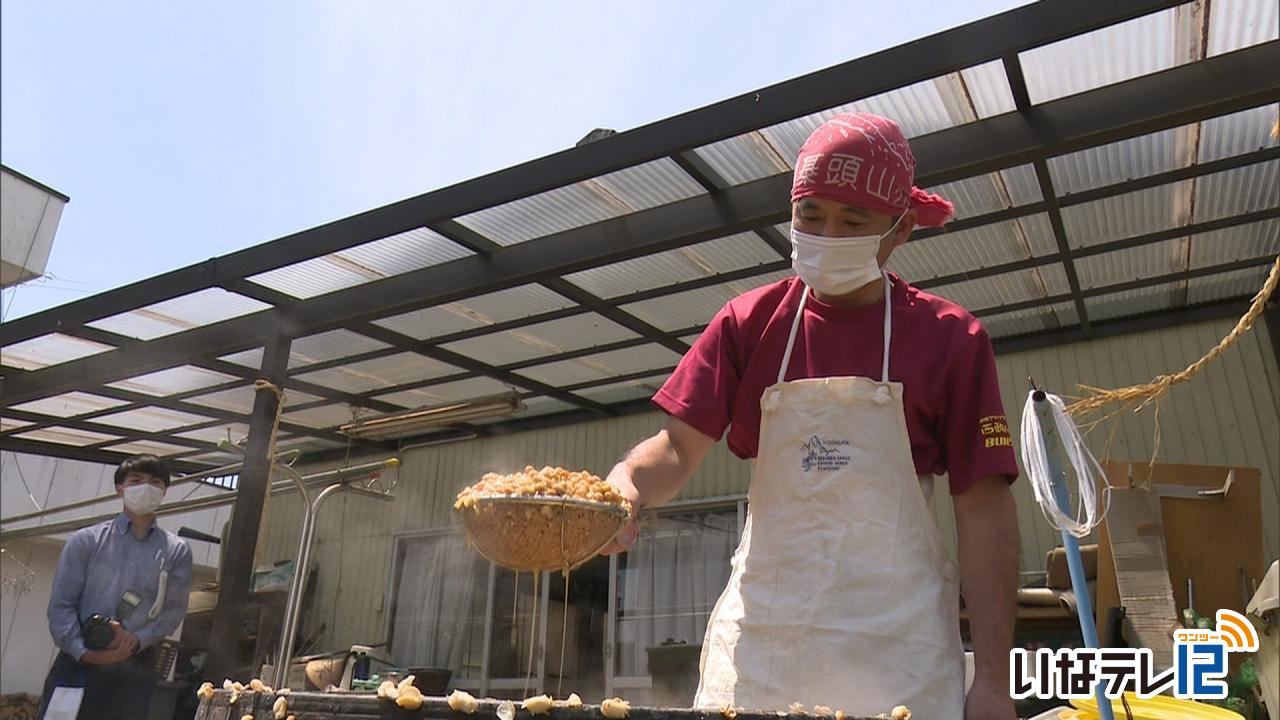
[{"left": 1032, "top": 391, "right": 1115, "bottom": 720}]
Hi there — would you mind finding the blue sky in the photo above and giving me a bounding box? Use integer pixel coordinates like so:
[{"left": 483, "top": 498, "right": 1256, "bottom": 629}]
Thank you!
[{"left": 1, "top": 0, "right": 1027, "bottom": 320}]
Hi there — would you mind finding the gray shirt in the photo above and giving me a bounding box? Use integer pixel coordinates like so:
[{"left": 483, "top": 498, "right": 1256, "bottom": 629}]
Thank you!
[{"left": 47, "top": 514, "right": 193, "bottom": 660}]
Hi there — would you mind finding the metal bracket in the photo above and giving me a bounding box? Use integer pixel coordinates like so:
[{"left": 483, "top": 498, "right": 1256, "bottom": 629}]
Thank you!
[{"left": 1152, "top": 469, "right": 1235, "bottom": 501}]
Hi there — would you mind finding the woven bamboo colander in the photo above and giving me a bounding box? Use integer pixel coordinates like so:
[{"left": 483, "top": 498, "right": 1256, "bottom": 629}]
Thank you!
[{"left": 456, "top": 495, "right": 631, "bottom": 572}]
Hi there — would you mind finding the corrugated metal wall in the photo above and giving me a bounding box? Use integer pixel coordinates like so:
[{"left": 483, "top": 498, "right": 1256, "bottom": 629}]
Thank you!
[{"left": 260, "top": 316, "right": 1278, "bottom": 651}]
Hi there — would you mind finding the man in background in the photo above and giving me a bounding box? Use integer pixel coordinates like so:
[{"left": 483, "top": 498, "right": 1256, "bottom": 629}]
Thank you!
[{"left": 38, "top": 454, "right": 193, "bottom": 720}]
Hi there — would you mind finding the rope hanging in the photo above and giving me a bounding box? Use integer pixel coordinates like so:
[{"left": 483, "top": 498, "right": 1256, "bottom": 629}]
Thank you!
[{"left": 1067, "top": 255, "right": 1279, "bottom": 420}]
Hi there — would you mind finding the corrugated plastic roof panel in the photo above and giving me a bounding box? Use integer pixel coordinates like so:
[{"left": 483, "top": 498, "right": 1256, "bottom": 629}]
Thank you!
[
  {"left": 454, "top": 159, "right": 703, "bottom": 247},
  {"left": 374, "top": 376, "right": 514, "bottom": 409},
  {"left": 104, "top": 440, "right": 193, "bottom": 457},
  {"left": 1189, "top": 219, "right": 1279, "bottom": 267},
  {"left": 759, "top": 75, "right": 967, "bottom": 164},
  {"left": 511, "top": 396, "right": 579, "bottom": 420},
  {"left": 1085, "top": 283, "right": 1180, "bottom": 322},
  {"left": 924, "top": 166, "right": 1044, "bottom": 219},
  {"left": 86, "top": 288, "right": 270, "bottom": 340},
  {"left": 931, "top": 264, "right": 1070, "bottom": 312},
  {"left": 573, "top": 373, "right": 669, "bottom": 405},
  {"left": 1198, "top": 104, "right": 1279, "bottom": 162},
  {"left": 89, "top": 406, "right": 214, "bottom": 433},
  {"left": 516, "top": 345, "right": 684, "bottom": 387},
  {"left": 282, "top": 404, "right": 359, "bottom": 430},
  {"left": 620, "top": 271, "right": 792, "bottom": 332},
  {"left": 1061, "top": 180, "right": 1193, "bottom": 248},
  {"left": 922, "top": 174, "right": 1013, "bottom": 219},
  {"left": 13, "top": 426, "right": 123, "bottom": 446},
  {"left": 1001, "top": 165, "right": 1045, "bottom": 207},
  {"left": 11, "top": 391, "right": 130, "bottom": 417},
  {"left": 173, "top": 423, "right": 252, "bottom": 444},
  {"left": 1019, "top": 5, "right": 1192, "bottom": 105},
  {"left": 273, "top": 436, "right": 345, "bottom": 452},
  {"left": 888, "top": 214, "right": 1056, "bottom": 282},
  {"left": 1075, "top": 236, "right": 1185, "bottom": 290},
  {"left": 1208, "top": 0, "right": 1279, "bottom": 56},
  {"left": 441, "top": 314, "right": 638, "bottom": 367},
  {"left": 698, "top": 63, "right": 1012, "bottom": 182},
  {"left": 1, "top": 332, "right": 115, "bottom": 371},
  {"left": 591, "top": 158, "right": 706, "bottom": 210},
  {"left": 106, "top": 365, "right": 240, "bottom": 397},
  {"left": 564, "top": 232, "right": 780, "bottom": 298},
  {"left": 961, "top": 60, "right": 1018, "bottom": 118},
  {"left": 1187, "top": 265, "right": 1273, "bottom": 303},
  {"left": 181, "top": 450, "right": 241, "bottom": 466},
  {"left": 372, "top": 284, "right": 577, "bottom": 340},
  {"left": 0, "top": 417, "right": 33, "bottom": 432},
  {"left": 1049, "top": 123, "right": 1195, "bottom": 195},
  {"left": 246, "top": 226, "right": 474, "bottom": 299},
  {"left": 185, "top": 385, "right": 323, "bottom": 415},
  {"left": 980, "top": 305, "right": 1073, "bottom": 338},
  {"left": 292, "top": 352, "right": 461, "bottom": 394},
  {"left": 691, "top": 131, "right": 794, "bottom": 186},
  {"left": 1193, "top": 161, "right": 1279, "bottom": 222},
  {"left": 678, "top": 330, "right": 703, "bottom": 346},
  {"left": 219, "top": 329, "right": 391, "bottom": 370}
]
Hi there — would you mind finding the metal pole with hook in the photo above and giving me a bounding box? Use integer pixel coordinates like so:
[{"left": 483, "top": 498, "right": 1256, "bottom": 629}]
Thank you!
[
  {"left": 269, "top": 460, "right": 398, "bottom": 689},
  {"left": 1029, "top": 380, "right": 1115, "bottom": 720}
]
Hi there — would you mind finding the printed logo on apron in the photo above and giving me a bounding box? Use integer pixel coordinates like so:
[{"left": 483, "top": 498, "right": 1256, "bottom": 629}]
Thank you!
[{"left": 799, "top": 436, "right": 851, "bottom": 472}]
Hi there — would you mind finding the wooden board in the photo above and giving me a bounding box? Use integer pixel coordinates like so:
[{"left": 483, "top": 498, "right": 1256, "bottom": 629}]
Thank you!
[
  {"left": 1102, "top": 487, "right": 1178, "bottom": 669},
  {"left": 1096, "top": 462, "right": 1266, "bottom": 649}
]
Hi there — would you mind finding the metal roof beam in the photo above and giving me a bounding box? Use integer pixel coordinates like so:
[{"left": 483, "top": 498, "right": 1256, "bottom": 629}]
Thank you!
[
  {"left": 1033, "top": 158, "right": 1093, "bottom": 333},
  {"left": 429, "top": 220, "right": 692, "bottom": 356},
  {"left": 0, "top": 437, "right": 205, "bottom": 471},
  {"left": 971, "top": 255, "right": 1276, "bottom": 317},
  {"left": 993, "top": 298, "right": 1254, "bottom": 354},
  {"left": 919, "top": 207, "right": 1280, "bottom": 290}
]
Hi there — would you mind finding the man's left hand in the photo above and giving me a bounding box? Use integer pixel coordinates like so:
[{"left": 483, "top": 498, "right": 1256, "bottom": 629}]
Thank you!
[{"left": 964, "top": 678, "right": 1016, "bottom": 720}]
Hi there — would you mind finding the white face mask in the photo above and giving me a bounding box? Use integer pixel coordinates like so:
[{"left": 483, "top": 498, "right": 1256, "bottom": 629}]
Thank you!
[
  {"left": 790, "top": 215, "right": 903, "bottom": 296},
  {"left": 123, "top": 483, "right": 165, "bottom": 515}
]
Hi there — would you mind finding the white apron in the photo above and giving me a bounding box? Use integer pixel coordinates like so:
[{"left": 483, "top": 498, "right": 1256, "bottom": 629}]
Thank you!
[{"left": 694, "top": 275, "right": 964, "bottom": 717}]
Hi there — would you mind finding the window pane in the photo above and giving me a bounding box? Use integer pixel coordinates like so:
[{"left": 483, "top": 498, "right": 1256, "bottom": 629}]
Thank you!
[
  {"left": 389, "top": 534, "right": 487, "bottom": 680},
  {"left": 614, "top": 510, "right": 737, "bottom": 699}
]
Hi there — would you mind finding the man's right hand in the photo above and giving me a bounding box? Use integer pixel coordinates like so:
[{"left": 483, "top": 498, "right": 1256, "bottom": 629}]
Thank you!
[
  {"left": 81, "top": 622, "right": 137, "bottom": 665},
  {"left": 598, "top": 418, "right": 716, "bottom": 556},
  {"left": 600, "top": 466, "right": 642, "bottom": 556}
]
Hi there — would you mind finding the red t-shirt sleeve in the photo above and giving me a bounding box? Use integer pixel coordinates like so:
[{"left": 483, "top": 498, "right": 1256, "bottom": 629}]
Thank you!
[
  {"left": 652, "top": 303, "right": 740, "bottom": 441},
  {"left": 940, "top": 326, "right": 1020, "bottom": 495}
]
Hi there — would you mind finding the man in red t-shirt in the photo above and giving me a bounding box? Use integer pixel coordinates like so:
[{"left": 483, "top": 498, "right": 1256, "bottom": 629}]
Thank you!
[{"left": 604, "top": 113, "right": 1018, "bottom": 719}]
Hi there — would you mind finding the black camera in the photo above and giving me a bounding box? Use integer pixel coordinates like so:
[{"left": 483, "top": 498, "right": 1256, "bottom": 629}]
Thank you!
[{"left": 81, "top": 613, "right": 117, "bottom": 651}]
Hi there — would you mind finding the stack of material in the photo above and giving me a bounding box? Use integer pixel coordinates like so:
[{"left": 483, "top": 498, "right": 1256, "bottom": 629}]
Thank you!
[
  {"left": 1017, "top": 545, "right": 1098, "bottom": 613},
  {"left": 0, "top": 694, "right": 39, "bottom": 720}
]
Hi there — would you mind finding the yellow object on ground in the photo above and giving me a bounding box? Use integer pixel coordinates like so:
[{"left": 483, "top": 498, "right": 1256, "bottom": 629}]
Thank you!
[{"left": 1069, "top": 693, "right": 1244, "bottom": 719}]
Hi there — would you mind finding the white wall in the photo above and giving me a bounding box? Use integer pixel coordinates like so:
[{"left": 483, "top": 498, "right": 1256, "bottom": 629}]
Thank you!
[{"left": 0, "top": 538, "right": 62, "bottom": 694}]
